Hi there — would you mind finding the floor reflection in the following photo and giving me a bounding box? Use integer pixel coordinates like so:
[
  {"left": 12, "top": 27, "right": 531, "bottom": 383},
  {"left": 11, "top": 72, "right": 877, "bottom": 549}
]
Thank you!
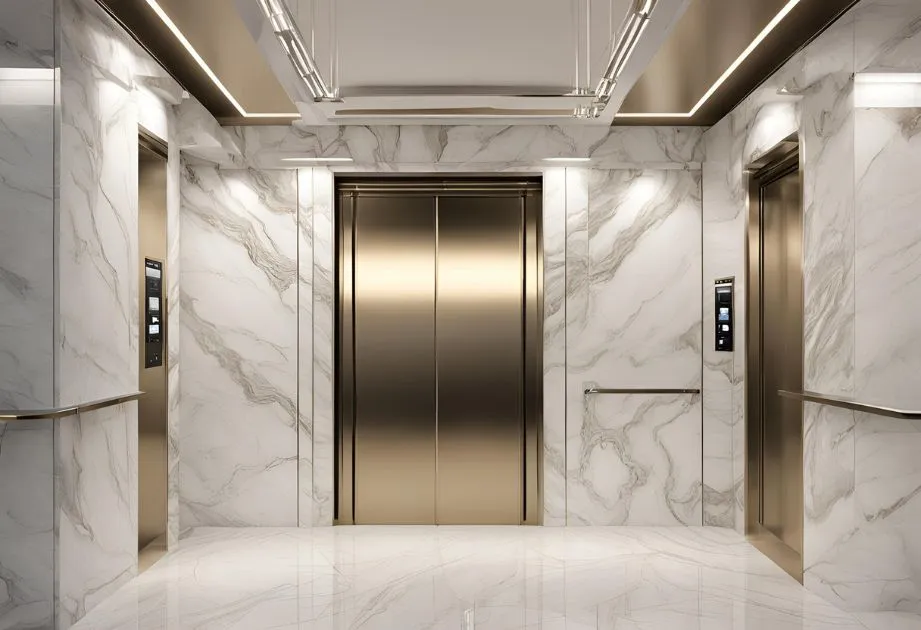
[{"left": 74, "top": 526, "right": 869, "bottom": 629}]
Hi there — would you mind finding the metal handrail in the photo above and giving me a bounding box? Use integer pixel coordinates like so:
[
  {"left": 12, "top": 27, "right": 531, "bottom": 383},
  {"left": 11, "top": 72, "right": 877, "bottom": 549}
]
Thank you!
[
  {"left": 0, "top": 391, "right": 144, "bottom": 421},
  {"left": 778, "top": 390, "right": 921, "bottom": 420},
  {"left": 584, "top": 387, "right": 701, "bottom": 395}
]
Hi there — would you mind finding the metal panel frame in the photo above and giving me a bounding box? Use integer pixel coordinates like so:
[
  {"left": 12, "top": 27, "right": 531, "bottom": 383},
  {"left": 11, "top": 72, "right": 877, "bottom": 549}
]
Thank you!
[
  {"left": 335, "top": 177, "right": 543, "bottom": 525},
  {"left": 745, "top": 135, "right": 804, "bottom": 581}
]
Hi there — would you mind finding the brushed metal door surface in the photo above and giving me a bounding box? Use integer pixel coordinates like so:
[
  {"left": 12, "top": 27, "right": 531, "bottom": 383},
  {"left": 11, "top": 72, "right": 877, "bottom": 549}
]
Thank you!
[
  {"left": 138, "top": 141, "right": 168, "bottom": 555},
  {"left": 353, "top": 195, "right": 437, "bottom": 524},
  {"left": 435, "top": 196, "right": 524, "bottom": 525},
  {"left": 760, "top": 169, "right": 804, "bottom": 554}
]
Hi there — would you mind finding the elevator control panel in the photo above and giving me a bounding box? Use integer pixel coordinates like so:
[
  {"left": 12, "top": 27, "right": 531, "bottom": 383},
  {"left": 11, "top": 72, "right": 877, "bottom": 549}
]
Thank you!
[
  {"left": 145, "top": 259, "right": 164, "bottom": 368},
  {"left": 715, "top": 277, "right": 734, "bottom": 352}
]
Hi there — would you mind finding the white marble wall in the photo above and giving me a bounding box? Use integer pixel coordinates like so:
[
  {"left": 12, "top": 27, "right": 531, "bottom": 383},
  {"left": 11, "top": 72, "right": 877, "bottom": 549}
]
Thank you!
[
  {"left": 565, "top": 169, "right": 703, "bottom": 526},
  {"left": 52, "top": 0, "right": 186, "bottom": 626},
  {"left": 232, "top": 124, "right": 704, "bottom": 170},
  {"left": 0, "top": 10, "right": 56, "bottom": 626},
  {"left": 306, "top": 168, "right": 335, "bottom": 527},
  {"left": 542, "top": 168, "right": 568, "bottom": 527},
  {"left": 702, "top": 0, "right": 921, "bottom": 619},
  {"left": 165, "top": 106, "right": 183, "bottom": 549},
  {"left": 0, "top": 0, "right": 55, "bottom": 412},
  {"left": 57, "top": 0, "right": 139, "bottom": 406},
  {"left": 186, "top": 125, "right": 705, "bottom": 528},
  {"left": 54, "top": 403, "right": 138, "bottom": 629},
  {"left": 0, "top": 422, "right": 54, "bottom": 630},
  {"left": 179, "top": 166, "right": 299, "bottom": 527}
]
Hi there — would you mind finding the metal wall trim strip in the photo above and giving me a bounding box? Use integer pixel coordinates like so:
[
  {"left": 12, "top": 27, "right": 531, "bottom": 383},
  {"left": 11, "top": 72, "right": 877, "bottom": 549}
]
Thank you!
[
  {"left": 0, "top": 391, "right": 145, "bottom": 421},
  {"left": 583, "top": 388, "right": 701, "bottom": 395},
  {"left": 779, "top": 390, "right": 921, "bottom": 420}
]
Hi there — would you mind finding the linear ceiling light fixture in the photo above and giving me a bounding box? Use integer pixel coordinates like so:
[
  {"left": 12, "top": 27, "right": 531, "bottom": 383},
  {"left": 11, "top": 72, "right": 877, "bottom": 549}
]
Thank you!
[
  {"left": 582, "top": 0, "right": 657, "bottom": 118},
  {"left": 616, "top": 0, "right": 803, "bottom": 119},
  {"left": 542, "top": 157, "right": 592, "bottom": 163},
  {"left": 142, "top": 0, "right": 297, "bottom": 118},
  {"left": 258, "top": 0, "right": 336, "bottom": 101}
]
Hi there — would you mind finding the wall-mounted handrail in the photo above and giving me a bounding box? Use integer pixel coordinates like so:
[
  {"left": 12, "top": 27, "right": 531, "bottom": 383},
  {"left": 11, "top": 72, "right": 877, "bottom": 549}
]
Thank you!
[
  {"left": 778, "top": 390, "right": 921, "bottom": 420},
  {"left": 584, "top": 387, "right": 701, "bottom": 395},
  {"left": 0, "top": 391, "right": 144, "bottom": 421}
]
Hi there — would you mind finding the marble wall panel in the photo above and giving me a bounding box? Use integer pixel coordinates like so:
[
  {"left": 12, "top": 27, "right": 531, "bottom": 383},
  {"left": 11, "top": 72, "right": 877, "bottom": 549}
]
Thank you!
[
  {"left": 841, "top": 68, "right": 921, "bottom": 614},
  {"left": 165, "top": 106, "right": 182, "bottom": 549},
  {"left": 854, "top": 107, "right": 921, "bottom": 408},
  {"left": 310, "top": 168, "right": 335, "bottom": 527},
  {"left": 542, "top": 168, "right": 567, "bottom": 527},
  {"left": 0, "top": 78, "right": 55, "bottom": 411},
  {"left": 701, "top": 120, "right": 743, "bottom": 529},
  {"left": 231, "top": 125, "right": 704, "bottom": 170},
  {"left": 297, "top": 168, "right": 314, "bottom": 528},
  {"left": 799, "top": 15, "right": 860, "bottom": 602},
  {"left": 0, "top": 0, "right": 55, "bottom": 413},
  {"left": 0, "top": 0, "right": 54, "bottom": 69},
  {"left": 179, "top": 165, "right": 298, "bottom": 527},
  {"left": 54, "top": 402, "right": 138, "bottom": 630},
  {"left": 566, "top": 169, "right": 702, "bottom": 526},
  {"left": 0, "top": 422, "right": 54, "bottom": 630},
  {"left": 58, "top": 0, "right": 139, "bottom": 405}
]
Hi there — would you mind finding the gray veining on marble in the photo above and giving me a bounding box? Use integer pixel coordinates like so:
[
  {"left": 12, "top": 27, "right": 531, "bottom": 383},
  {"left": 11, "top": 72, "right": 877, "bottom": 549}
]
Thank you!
[
  {"left": 0, "top": 68, "right": 55, "bottom": 412},
  {"left": 296, "top": 168, "right": 314, "bottom": 528},
  {"left": 231, "top": 124, "right": 705, "bottom": 170},
  {"left": 58, "top": 0, "right": 139, "bottom": 405},
  {"left": 701, "top": 120, "right": 745, "bottom": 529},
  {"left": 179, "top": 165, "right": 298, "bottom": 528},
  {"left": 542, "top": 167, "right": 567, "bottom": 527},
  {"left": 310, "top": 167, "right": 335, "bottom": 527},
  {"left": 566, "top": 169, "right": 703, "bottom": 526},
  {"left": 0, "top": 421, "right": 54, "bottom": 629},
  {"left": 54, "top": 402, "right": 138, "bottom": 630},
  {"left": 0, "top": 0, "right": 54, "bottom": 69},
  {"left": 165, "top": 107, "right": 182, "bottom": 550}
]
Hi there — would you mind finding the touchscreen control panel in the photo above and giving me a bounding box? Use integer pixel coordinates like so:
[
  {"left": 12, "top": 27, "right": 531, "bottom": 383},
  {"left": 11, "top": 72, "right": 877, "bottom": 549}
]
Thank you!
[
  {"left": 145, "top": 259, "right": 164, "bottom": 368},
  {"left": 715, "top": 277, "right": 734, "bottom": 352}
]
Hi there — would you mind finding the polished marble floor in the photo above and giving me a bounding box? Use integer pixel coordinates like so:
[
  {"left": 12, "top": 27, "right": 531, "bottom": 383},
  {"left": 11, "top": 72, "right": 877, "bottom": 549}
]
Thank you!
[{"left": 72, "top": 527, "right": 896, "bottom": 630}]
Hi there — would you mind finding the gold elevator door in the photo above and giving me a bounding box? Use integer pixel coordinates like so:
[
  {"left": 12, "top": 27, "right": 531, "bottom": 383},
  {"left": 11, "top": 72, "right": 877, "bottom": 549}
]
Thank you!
[{"left": 337, "top": 179, "right": 542, "bottom": 526}]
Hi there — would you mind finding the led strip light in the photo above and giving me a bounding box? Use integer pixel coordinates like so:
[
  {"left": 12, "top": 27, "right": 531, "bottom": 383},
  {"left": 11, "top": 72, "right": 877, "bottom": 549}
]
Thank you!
[
  {"left": 615, "top": 0, "right": 803, "bottom": 118},
  {"left": 143, "top": 0, "right": 298, "bottom": 118}
]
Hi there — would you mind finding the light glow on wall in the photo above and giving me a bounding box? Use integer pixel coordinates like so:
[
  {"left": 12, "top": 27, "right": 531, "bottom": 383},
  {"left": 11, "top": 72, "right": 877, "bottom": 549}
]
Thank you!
[
  {"left": 0, "top": 68, "right": 54, "bottom": 106},
  {"left": 855, "top": 73, "right": 921, "bottom": 108}
]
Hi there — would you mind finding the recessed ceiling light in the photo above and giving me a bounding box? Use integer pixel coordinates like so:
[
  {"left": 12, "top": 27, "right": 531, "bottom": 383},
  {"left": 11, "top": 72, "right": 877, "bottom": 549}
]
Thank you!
[
  {"left": 281, "top": 157, "right": 355, "bottom": 163},
  {"left": 143, "top": 0, "right": 299, "bottom": 119},
  {"left": 542, "top": 157, "right": 592, "bottom": 163},
  {"left": 615, "top": 0, "right": 803, "bottom": 119}
]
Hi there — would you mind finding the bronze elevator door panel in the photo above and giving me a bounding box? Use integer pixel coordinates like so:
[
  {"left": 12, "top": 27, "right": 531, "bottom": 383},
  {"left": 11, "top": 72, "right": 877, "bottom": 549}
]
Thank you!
[
  {"left": 436, "top": 197, "right": 524, "bottom": 525},
  {"left": 353, "top": 195, "right": 437, "bottom": 525},
  {"left": 760, "top": 169, "right": 804, "bottom": 555},
  {"left": 138, "top": 143, "right": 168, "bottom": 553}
]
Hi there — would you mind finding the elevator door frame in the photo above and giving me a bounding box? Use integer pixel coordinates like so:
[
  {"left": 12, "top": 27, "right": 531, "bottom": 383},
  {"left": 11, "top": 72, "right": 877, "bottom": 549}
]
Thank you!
[
  {"left": 138, "top": 128, "right": 169, "bottom": 571},
  {"left": 335, "top": 177, "right": 543, "bottom": 526},
  {"left": 745, "top": 136, "right": 804, "bottom": 581}
]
